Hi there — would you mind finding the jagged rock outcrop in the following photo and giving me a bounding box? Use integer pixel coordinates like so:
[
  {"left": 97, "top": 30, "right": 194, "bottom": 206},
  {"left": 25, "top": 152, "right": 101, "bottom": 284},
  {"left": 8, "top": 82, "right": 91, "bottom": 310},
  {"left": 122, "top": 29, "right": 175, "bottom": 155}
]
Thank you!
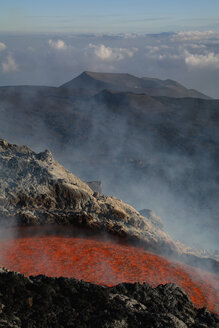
[
  {"left": 0, "top": 139, "right": 176, "bottom": 255},
  {"left": 0, "top": 267, "right": 218, "bottom": 328}
]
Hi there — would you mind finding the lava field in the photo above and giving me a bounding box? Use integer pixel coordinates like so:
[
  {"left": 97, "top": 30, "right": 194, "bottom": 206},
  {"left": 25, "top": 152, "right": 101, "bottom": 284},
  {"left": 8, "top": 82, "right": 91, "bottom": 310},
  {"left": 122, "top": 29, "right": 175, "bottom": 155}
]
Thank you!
[{"left": 0, "top": 226, "right": 218, "bottom": 314}]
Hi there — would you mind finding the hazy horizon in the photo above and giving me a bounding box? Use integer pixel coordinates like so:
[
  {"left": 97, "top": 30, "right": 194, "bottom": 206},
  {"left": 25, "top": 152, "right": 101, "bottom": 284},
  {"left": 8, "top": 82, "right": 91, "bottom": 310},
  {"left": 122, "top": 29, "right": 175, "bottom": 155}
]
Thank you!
[
  {"left": 0, "top": 31, "right": 219, "bottom": 98},
  {"left": 1, "top": 0, "right": 219, "bottom": 97}
]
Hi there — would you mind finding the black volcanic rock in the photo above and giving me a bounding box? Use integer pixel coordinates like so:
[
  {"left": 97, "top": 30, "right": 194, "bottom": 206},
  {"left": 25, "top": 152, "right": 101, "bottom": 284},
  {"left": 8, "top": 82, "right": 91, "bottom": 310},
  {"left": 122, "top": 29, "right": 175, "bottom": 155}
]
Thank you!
[{"left": 0, "top": 268, "right": 218, "bottom": 328}]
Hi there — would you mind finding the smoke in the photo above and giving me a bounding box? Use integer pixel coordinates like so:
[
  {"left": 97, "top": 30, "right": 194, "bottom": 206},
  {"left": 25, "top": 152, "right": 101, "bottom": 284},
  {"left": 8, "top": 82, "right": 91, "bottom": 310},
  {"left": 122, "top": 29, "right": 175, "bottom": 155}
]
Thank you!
[
  {"left": 0, "top": 83, "right": 218, "bottom": 255},
  {"left": 0, "top": 32, "right": 218, "bottom": 255},
  {"left": 0, "top": 218, "right": 18, "bottom": 269}
]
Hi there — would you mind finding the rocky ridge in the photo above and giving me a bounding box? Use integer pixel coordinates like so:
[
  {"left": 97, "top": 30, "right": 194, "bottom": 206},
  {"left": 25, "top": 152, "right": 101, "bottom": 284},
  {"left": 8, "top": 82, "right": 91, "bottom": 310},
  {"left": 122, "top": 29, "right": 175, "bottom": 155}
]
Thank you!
[
  {"left": 0, "top": 267, "right": 218, "bottom": 328},
  {"left": 60, "top": 71, "right": 210, "bottom": 99},
  {"left": 0, "top": 139, "right": 176, "bottom": 254}
]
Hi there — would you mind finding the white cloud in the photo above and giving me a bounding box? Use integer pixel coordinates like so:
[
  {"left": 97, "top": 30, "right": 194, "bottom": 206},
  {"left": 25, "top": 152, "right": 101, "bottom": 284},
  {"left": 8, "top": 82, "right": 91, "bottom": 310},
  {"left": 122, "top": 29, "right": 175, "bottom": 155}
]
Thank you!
[
  {"left": 88, "top": 44, "right": 138, "bottom": 61},
  {"left": 145, "top": 44, "right": 181, "bottom": 61},
  {"left": 172, "top": 30, "right": 218, "bottom": 42},
  {"left": 159, "top": 45, "right": 170, "bottom": 49},
  {"left": 145, "top": 40, "right": 219, "bottom": 68},
  {"left": 145, "top": 45, "right": 160, "bottom": 53},
  {"left": 0, "top": 42, "right": 6, "bottom": 52},
  {"left": 185, "top": 51, "right": 219, "bottom": 68},
  {"left": 183, "top": 44, "right": 206, "bottom": 50},
  {"left": 157, "top": 54, "right": 181, "bottom": 61},
  {"left": 48, "top": 39, "right": 67, "bottom": 50},
  {"left": 2, "top": 54, "right": 19, "bottom": 73},
  {"left": 145, "top": 45, "right": 170, "bottom": 54}
]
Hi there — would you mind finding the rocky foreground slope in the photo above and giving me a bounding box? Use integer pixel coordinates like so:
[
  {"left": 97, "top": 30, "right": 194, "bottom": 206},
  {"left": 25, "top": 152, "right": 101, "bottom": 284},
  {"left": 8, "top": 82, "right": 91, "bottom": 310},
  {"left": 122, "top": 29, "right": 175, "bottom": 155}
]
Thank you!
[
  {"left": 0, "top": 267, "right": 218, "bottom": 328},
  {"left": 0, "top": 139, "right": 219, "bottom": 270},
  {"left": 0, "top": 139, "right": 219, "bottom": 326},
  {"left": 0, "top": 139, "right": 177, "bottom": 253}
]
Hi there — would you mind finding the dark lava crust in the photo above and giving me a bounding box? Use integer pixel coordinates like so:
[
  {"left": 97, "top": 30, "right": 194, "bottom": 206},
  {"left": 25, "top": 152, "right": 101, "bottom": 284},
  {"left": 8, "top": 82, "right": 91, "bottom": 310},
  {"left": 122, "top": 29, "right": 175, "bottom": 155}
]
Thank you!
[{"left": 0, "top": 269, "right": 218, "bottom": 328}]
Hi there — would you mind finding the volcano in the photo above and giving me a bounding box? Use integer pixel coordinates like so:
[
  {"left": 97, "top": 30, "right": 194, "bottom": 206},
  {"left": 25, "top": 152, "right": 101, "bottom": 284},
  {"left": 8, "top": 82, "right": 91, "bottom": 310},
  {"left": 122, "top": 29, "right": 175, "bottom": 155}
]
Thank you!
[
  {"left": 0, "top": 140, "right": 218, "bottom": 327},
  {"left": 0, "top": 72, "right": 219, "bottom": 251},
  {"left": 60, "top": 71, "right": 210, "bottom": 99}
]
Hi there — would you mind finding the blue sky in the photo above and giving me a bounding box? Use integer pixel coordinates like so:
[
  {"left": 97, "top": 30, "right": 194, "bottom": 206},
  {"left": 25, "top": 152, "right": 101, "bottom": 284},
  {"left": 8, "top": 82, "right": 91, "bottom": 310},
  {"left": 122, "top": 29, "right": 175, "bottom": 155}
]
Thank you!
[{"left": 1, "top": 0, "right": 219, "bottom": 33}]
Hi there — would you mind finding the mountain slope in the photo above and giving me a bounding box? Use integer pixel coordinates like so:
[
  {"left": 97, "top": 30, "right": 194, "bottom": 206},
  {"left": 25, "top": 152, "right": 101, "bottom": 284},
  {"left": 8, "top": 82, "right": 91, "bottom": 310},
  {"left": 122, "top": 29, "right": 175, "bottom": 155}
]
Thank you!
[
  {"left": 1, "top": 139, "right": 219, "bottom": 273},
  {"left": 0, "top": 139, "right": 177, "bottom": 255},
  {"left": 0, "top": 74, "right": 218, "bottom": 250},
  {"left": 60, "top": 71, "right": 211, "bottom": 99}
]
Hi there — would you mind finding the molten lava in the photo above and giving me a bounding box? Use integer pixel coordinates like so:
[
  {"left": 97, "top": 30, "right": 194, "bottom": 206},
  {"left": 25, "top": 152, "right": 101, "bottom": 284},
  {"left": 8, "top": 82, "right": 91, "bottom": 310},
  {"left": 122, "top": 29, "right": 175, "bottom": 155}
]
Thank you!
[{"left": 0, "top": 226, "right": 218, "bottom": 314}]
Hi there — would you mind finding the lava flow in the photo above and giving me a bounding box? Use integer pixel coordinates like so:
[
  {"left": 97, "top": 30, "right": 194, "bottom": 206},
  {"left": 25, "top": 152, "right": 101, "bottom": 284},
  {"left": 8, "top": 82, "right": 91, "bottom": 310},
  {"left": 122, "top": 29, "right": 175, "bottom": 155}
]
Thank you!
[{"left": 0, "top": 226, "right": 218, "bottom": 314}]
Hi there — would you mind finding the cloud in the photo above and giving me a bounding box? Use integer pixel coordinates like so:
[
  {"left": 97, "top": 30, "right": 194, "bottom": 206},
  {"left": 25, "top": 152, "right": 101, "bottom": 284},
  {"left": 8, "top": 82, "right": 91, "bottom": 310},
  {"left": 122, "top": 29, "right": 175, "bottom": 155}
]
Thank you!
[
  {"left": 172, "top": 30, "right": 218, "bottom": 42},
  {"left": 145, "top": 40, "right": 219, "bottom": 69},
  {"left": 183, "top": 44, "right": 206, "bottom": 50},
  {"left": 145, "top": 44, "right": 181, "bottom": 61},
  {"left": 145, "top": 45, "right": 160, "bottom": 53},
  {"left": 145, "top": 45, "right": 170, "bottom": 54},
  {"left": 48, "top": 39, "right": 67, "bottom": 50},
  {"left": 2, "top": 54, "right": 19, "bottom": 73},
  {"left": 185, "top": 51, "right": 219, "bottom": 68},
  {"left": 122, "top": 33, "right": 143, "bottom": 39},
  {"left": 88, "top": 44, "right": 138, "bottom": 61},
  {"left": 0, "top": 42, "right": 7, "bottom": 52},
  {"left": 0, "top": 32, "right": 219, "bottom": 98}
]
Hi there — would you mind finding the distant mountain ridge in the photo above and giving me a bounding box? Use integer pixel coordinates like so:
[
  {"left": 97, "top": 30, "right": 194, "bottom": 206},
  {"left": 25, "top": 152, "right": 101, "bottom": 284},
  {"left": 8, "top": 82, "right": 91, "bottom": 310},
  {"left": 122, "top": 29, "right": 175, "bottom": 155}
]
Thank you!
[
  {"left": 60, "top": 71, "right": 211, "bottom": 99},
  {"left": 0, "top": 71, "right": 211, "bottom": 99}
]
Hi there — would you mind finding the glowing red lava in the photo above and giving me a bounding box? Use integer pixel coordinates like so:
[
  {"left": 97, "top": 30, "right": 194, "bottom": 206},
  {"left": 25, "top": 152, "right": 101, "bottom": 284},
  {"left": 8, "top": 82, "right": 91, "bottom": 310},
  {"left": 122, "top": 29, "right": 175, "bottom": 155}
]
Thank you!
[{"left": 0, "top": 226, "right": 218, "bottom": 314}]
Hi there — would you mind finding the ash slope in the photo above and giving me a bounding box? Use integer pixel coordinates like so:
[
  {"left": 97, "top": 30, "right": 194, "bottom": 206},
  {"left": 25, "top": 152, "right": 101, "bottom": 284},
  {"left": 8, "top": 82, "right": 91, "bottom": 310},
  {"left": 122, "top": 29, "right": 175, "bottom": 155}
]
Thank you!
[
  {"left": 0, "top": 139, "right": 176, "bottom": 254},
  {"left": 0, "top": 267, "right": 218, "bottom": 328}
]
